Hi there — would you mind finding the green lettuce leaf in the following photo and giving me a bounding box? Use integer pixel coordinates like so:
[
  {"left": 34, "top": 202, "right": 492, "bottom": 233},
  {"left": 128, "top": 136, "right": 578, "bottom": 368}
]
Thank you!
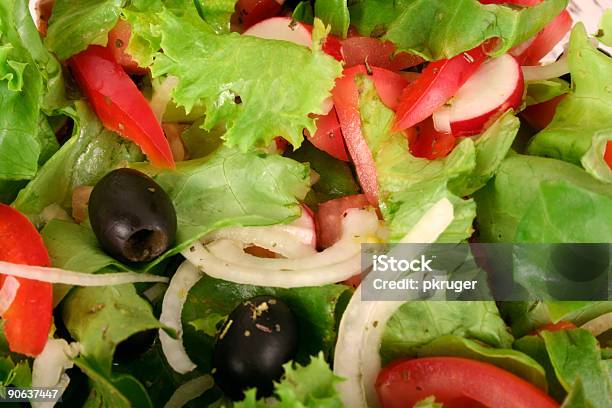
[
  {"left": 541, "top": 329, "right": 612, "bottom": 408},
  {"left": 349, "top": 0, "right": 568, "bottom": 60},
  {"left": 314, "top": 0, "right": 349, "bottom": 38},
  {"left": 380, "top": 301, "right": 513, "bottom": 364},
  {"left": 413, "top": 397, "right": 443, "bottom": 408},
  {"left": 181, "top": 275, "right": 352, "bottom": 371},
  {"left": 0, "top": 0, "right": 44, "bottom": 181},
  {"left": 45, "top": 0, "right": 124, "bottom": 60},
  {"left": 125, "top": 4, "right": 341, "bottom": 152},
  {"left": 13, "top": 102, "right": 143, "bottom": 226},
  {"left": 193, "top": 0, "right": 237, "bottom": 34},
  {"left": 598, "top": 9, "right": 612, "bottom": 47},
  {"left": 524, "top": 79, "right": 570, "bottom": 107},
  {"left": 416, "top": 335, "right": 548, "bottom": 391},
  {"left": 293, "top": 1, "right": 315, "bottom": 24},
  {"left": 62, "top": 284, "right": 162, "bottom": 408},
  {"left": 527, "top": 24, "right": 612, "bottom": 183},
  {"left": 41, "top": 145, "right": 310, "bottom": 273},
  {"left": 235, "top": 354, "right": 343, "bottom": 408},
  {"left": 474, "top": 154, "right": 612, "bottom": 243}
]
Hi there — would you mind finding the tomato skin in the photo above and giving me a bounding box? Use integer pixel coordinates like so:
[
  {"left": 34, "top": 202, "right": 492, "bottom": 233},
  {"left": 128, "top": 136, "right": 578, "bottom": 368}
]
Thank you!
[
  {"left": 236, "top": 0, "right": 282, "bottom": 29},
  {"left": 107, "top": 19, "right": 148, "bottom": 75},
  {"left": 0, "top": 204, "right": 52, "bottom": 357},
  {"left": 536, "top": 321, "right": 576, "bottom": 334},
  {"left": 307, "top": 108, "right": 349, "bottom": 161},
  {"left": 409, "top": 117, "right": 455, "bottom": 159},
  {"left": 315, "top": 194, "right": 370, "bottom": 249},
  {"left": 394, "top": 43, "right": 489, "bottom": 131},
  {"left": 605, "top": 141, "right": 612, "bottom": 170},
  {"left": 376, "top": 357, "right": 560, "bottom": 408},
  {"left": 341, "top": 37, "right": 424, "bottom": 71},
  {"left": 520, "top": 95, "right": 565, "bottom": 130},
  {"left": 70, "top": 45, "right": 175, "bottom": 168}
]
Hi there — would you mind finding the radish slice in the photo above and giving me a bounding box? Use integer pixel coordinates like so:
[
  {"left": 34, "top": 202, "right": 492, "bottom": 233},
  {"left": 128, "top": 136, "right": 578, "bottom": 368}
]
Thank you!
[
  {"left": 163, "top": 375, "right": 214, "bottom": 408},
  {"left": 432, "top": 54, "right": 524, "bottom": 136},
  {"left": 334, "top": 198, "right": 454, "bottom": 408},
  {"left": 0, "top": 261, "right": 168, "bottom": 285},
  {"left": 0, "top": 276, "right": 20, "bottom": 316},
  {"left": 522, "top": 53, "right": 570, "bottom": 81},
  {"left": 581, "top": 312, "right": 612, "bottom": 337},
  {"left": 31, "top": 339, "right": 80, "bottom": 408},
  {"left": 159, "top": 261, "right": 202, "bottom": 374},
  {"left": 182, "top": 209, "right": 380, "bottom": 288},
  {"left": 243, "top": 17, "right": 312, "bottom": 48}
]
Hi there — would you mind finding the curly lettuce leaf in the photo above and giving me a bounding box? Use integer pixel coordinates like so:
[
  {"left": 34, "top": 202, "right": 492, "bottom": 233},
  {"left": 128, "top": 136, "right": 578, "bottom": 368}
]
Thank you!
[
  {"left": 45, "top": 0, "right": 124, "bottom": 60},
  {"left": 527, "top": 24, "right": 612, "bottom": 183},
  {"left": 350, "top": 0, "right": 568, "bottom": 60},
  {"left": 193, "top": 0, "right": 237, "bottom": 34},
  {"left": 314, "top": 0, "right": 349, "bottom": 38},
  {"left": 62, "top": 284, "right": 161, "bottom": 408},
  {"left": 474, "top": 154, "right": 612, "bottom": 243},
  {"left": 125, "top": 4, "right": 341, "bottom": 152},
  {"left": 235, "top": 354, "right": 343, "bottom": 408}
]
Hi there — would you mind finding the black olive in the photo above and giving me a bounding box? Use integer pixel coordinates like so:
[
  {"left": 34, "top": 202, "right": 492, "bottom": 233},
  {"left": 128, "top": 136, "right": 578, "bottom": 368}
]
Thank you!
[
  {"left": 114, "top": 329, "right": 157, "bottom": 363},
  {"left": 89, "top": 168, "right": 177, "bottom": 263},
  {"left": 213, "top": 295, "right": 298, "bottom": 400}
]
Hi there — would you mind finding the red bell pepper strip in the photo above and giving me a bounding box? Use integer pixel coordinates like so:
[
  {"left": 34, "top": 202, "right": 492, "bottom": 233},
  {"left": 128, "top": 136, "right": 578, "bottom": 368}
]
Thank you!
[
  {"left": 376, "top": 357, "right": 560, "bottom": 408},
  {"left": 70, "top": 45, "right": 175, "bottom": 168},
  {"left": 0, "top": 204, "right": 52, "bottom": 356},
  {"left": 393, "top": 43, "right": 490, "bottom": 131}
]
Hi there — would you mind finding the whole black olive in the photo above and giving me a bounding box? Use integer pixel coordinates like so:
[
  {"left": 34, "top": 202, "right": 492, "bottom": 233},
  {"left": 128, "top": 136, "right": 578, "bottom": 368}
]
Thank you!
[
  {"left": 89, "top": 168, "right": 177, "bottom": 263},
  {"left": 213, "top": 295, "right": 298, "bottom": 400}
]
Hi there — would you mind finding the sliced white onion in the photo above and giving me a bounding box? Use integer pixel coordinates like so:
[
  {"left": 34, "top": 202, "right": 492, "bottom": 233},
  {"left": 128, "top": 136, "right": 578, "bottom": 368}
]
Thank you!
[
  {"left": 522, "top": 53, "right": 569, "bottom": 82},
  {"left": 0, "top": 276, "right": 20, "bottom": 315},
  {"left": 432, "top": 105, "right": 452, "bottom": 134},
  {"left": 40, "top": 203, "right": 72, "bottom": 225},
  {"left": 182, "top": 209, "right": 379, "bottom": 288},
  {"left": 334, "top": 198, "right": 454, "bottom": 408},
  {"left": 150, "top": 76, "right": 179, "bottom": 122},
  {"left": 159, "top": 261, "right": 202, "bottom": 374},
  {"left": 0, "top": 261, "right": 168, "bottom": 285},
  {"left": 31, "top": 339, "right": 80, "bottom": 408},
  {"left": 581, "top": 312, "right": 612, "bottom": 337},
  {"left": 163, "top": 375, "right": 214, "bottom": 408}
]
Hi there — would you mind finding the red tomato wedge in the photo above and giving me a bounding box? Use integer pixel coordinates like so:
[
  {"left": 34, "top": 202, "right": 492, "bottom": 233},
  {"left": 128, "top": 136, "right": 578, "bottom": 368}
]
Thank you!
[
  {"left": 376, "top": 357, "right": 560, "bottom": 408},
  {"left": 341, "top": 37, "right": 424, "bottom": 71},
  {"left": 0, "top": 204, "right": 52, "bottom": 357},
  {"left": 70, "top": 45, "right": 175, "bottom": 168},
  {"left": 605, "top": 141, "right": 612, "bottom": 169},
  {"left": 393, "top": 43, "right": 490, "bottom": 131},
  {"left": 315, "top": 194, "right": 370, "bottom": 249},
  {"left": 516, "top": 10, "right": 573, "bottom": 65},
  {"left": 236, "top": 0, "right": 283, "bottom": 29},
  {"left": 520, "top": 95, "right": 565, "bottom": 130},
  {"left": 307, "top": 108, "right": 349, "bottom": 161},
  {"left": 107, "top": 19, "right": 148, "bottom": 74},
  {"left": 409, "top": 117, "right": 456, "bottom": 159}
]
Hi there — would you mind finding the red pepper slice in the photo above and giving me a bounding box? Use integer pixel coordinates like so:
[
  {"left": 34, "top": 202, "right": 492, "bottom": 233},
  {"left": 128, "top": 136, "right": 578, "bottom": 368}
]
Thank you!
[
  {"left": 0, "top": 204, "right": 52, "bottom": 356},
  {"left": 393, "top": 43, "right": 490, "bottom": 131},
  {"left": 70, "top": 45, "right": 175, "bottom": 168},
  {"left": 376, "top": 357, "right": 560, "bottom": 408}
]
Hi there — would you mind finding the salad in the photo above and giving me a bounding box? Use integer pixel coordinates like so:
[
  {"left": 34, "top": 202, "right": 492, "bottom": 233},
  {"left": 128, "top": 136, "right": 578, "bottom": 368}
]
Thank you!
[{"left": 0, "top": 0, "right": 611, "bottom": 407}]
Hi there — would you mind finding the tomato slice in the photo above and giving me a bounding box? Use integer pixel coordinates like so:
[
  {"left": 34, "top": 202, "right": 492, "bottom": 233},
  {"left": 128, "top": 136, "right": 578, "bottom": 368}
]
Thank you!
[
  {"left": 520, "top": 95, "right": 565, "bottom": 130},
  {"left": 307, "top": 108, "right": 349, "bottom": 161},
  {"left": 605, "top": 141, "right": 612, "bottom": 170},
  {"left": 236, "top": 0, "right": 283, "bottom": 29},
  {"left": 0, "top": 204, "right": 52, "bottom": 357},
  {"left": 341, "top": 36, "right": 424, "bottom": 71},
  {"left": 516, "top": 10, "right": 572, "bottom": 65},
  {"left": 409, "top": 117, "right": 456, "bottom": 159},
  {"left": 70, "top": 45, "right": 175, "bottom": 168},
  {"left": 107, "top": 19, "right": 148, "bottom": 75},
  {"left": 394, "top": 43, "right": 490, "bottom": 131},
  {"left": 315, "top": 194, "right": 370, "bottom": 249},
  {"left": 376, "top": 357, "right": 560, "bottom": 408}
]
